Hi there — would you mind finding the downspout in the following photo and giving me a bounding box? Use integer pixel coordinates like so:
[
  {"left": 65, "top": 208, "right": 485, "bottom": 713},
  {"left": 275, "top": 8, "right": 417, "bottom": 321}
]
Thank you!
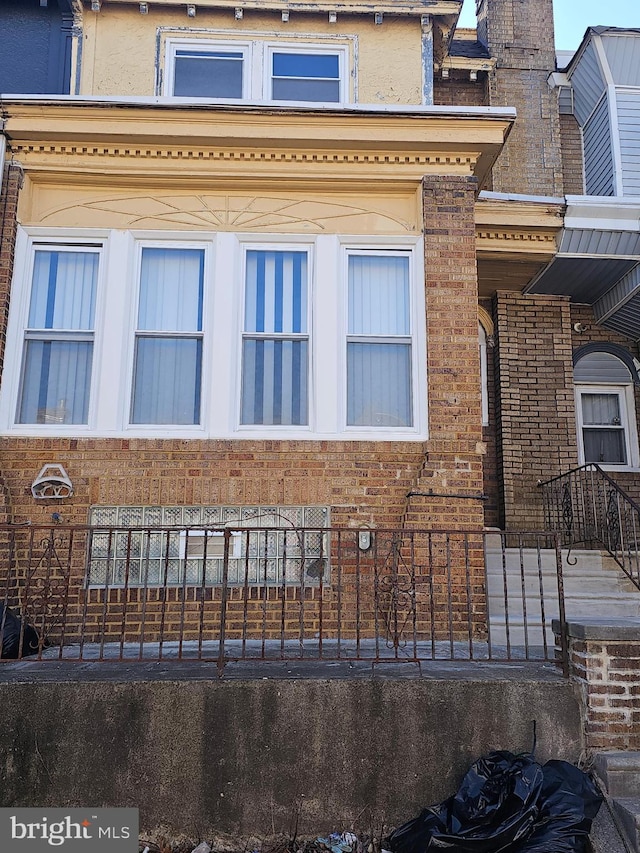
[{"left": 0, "top": 121, "right": 6, "bottom": 195}]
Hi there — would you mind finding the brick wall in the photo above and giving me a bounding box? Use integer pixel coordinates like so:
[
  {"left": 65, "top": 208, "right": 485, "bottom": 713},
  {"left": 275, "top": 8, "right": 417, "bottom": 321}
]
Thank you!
[
  {"left": 0, "top": 174, "right": 490, "bottom": 640},
  {"left": 559, "top": 619, "right": 640, "bottom": 750},
  {"left": 494, "top": 291, "right": 577, "bottom": 530},
  {"left": 0, "top": 163, "right": 22, "bottom": 525},
  {"left": 433, "top": 71, "right": 489, "bottom": 109},
  {"left": 404, "top": 175, "right": 485, "bottom": 533},
  {"left": 477, "top": 0, "right": 564, "bottom": 197},
  {"left": 560, "top": 114, "right": 584, "bottom": 196}
]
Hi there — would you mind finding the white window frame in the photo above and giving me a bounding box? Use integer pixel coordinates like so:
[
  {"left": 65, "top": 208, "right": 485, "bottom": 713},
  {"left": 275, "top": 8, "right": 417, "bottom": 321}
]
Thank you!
[
  {"left": 341, "top": 244, "right": 422, "bottom": 434},
  {"left": 238, "top": 242, "right": 313, "bottom": 430},
  {"left": 126, "top": 239, "right": 211, "bottom": 430},
  {"left": 163, "top": 35, "right": 351, "bottom": 104},
  {"left": 264, "top": 43, "right": 347, "bottom": 104},
  {"left": 164, "top": 39, "right": 253, "bottom": 100},
  {"left": 3, "top": 231, "right": 109, "bottom": 434},
  {"left": 575, "top": 383, "right": 640, "bottom": 470},
  {"left": 1, "top": 228, "right": 425, "bottom": 441}
]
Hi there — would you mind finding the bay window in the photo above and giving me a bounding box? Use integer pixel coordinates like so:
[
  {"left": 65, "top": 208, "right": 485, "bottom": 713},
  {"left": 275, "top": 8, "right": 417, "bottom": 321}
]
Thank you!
[{"left": 4, "top": 231, "right": 423, "bottom": 439}]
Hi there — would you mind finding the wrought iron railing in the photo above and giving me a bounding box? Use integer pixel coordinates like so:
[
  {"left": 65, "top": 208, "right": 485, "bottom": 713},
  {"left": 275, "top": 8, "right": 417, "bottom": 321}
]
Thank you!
[
  {"left": 539, "top": 463, "right": 640, "bottom": 589},
  {"left": 0, "top": 524, "right": 568, "bottom": 671}
]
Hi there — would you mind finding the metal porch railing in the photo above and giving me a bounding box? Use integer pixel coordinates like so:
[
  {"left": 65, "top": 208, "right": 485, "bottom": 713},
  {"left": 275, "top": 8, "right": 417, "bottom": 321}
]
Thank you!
[
  {"left": 0, "top": 524, "right": 568, "bottom": 672},
  {"left": 539, "top": 463, "right": 640, "bottom": 590}
]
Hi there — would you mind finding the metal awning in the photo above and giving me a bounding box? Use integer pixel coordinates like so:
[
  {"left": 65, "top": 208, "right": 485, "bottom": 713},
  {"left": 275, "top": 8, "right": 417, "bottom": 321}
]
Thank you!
[{"left": 526, "top": 195, "right": 640, "bottom": 340}]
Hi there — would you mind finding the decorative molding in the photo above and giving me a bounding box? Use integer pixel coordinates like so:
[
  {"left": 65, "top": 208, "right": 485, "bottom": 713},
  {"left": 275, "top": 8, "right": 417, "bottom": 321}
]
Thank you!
[
  {"left": 13, "top": 144, "right": 476, "bottom": 170},
  {"left": 33, "top": 191, "right": 418, "bottom": 233}
]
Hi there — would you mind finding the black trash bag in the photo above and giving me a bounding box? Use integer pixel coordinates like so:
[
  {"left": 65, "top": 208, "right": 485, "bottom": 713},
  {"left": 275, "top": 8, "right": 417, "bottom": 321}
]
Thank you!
[
  {"left": 388, "top": 751, "right": 602, "bottom": 853},
  {"left": 518, "top": 760, "right": 603, "bottom": 853},
  {"left": 0, "top": 603, "right": 40, "bottom": 658}
]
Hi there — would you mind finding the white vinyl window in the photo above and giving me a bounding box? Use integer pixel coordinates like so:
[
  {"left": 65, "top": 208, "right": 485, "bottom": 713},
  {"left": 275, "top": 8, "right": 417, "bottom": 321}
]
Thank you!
[
  {"left": 346, "top": 252, "right": 413, "bottom": 428},
  {"left": 268, "top": 49, "right": 342, "bottom": 102},
  {"left": 3, "top": 229, "right": 424, "bottom": 440},
  {"left": 164, "top": 38, "right": 349, "bottom": 103},
  {"left": 17, "top": 246, "right": 99, "bottom": 425},
  {"left": 241, "top": 249, "right": 309, "bottom": 426},
  {"left": 170, "top": 45, "right": 248, "bottom": 98},
  {"left": 131, "top": 247, "right": 204, "bottom": 425},
  {"left": 574, "top": 351, "right": 640, "bottom": 469}
]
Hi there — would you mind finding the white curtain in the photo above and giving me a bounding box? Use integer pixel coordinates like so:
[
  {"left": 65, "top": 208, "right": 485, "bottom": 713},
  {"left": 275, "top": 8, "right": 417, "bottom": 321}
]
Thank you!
[
  {"left": 347, "top": 254, "right": 412, "bottom": 427},
  {"left": 131, "top": 248, "right": 204, "bottom": 424},
  {"left": 19, "top": 250, "right": 98, "bottom": 424},
  {"left": 241, "top": 250, "right": 308, "bottom": 425},
  {"left": 581, "top": 392, "right": 626, "bottom": 464}
]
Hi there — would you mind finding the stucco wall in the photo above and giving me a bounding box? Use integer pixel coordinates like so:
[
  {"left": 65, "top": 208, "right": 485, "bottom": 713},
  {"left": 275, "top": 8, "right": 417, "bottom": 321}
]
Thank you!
[
  {"left": 80, "top": 6, "right": 423, "bottom": 104},
  {"left": 0, "top": 675, "right": 583, "bottom": 838}
]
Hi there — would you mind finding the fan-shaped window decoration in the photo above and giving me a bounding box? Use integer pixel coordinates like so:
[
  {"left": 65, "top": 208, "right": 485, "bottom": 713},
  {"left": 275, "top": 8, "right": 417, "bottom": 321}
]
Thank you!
[{"left": 574, "top": 350, "right": 639, "bottom": 468}]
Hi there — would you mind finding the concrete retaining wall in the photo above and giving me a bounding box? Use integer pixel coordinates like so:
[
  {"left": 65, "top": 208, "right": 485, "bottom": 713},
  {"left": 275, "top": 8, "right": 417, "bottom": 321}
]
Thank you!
[{"left": 0, "top": 675, "right": 583, "bottom": 838}]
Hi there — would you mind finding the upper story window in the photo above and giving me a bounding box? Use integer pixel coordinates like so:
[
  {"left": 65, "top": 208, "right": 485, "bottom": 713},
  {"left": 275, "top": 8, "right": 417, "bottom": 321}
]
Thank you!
[
  {"left": 163, "top": 37, "right": 350, "bottom": 104},
  {"left": 2, "top": 230, "right": 424, "bottom": 441},
  {"left": 574, "top": 350, "right": 640, "bottom": 469}
]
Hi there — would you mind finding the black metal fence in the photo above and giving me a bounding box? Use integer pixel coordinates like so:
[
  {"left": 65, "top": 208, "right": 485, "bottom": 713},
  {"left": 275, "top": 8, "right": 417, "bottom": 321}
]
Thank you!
[
  {"left": 0, "top": 524, "right": 568, "bottom": 671},
  {"left": 540, "top": 463, "right": 640, "bottom": 590}
]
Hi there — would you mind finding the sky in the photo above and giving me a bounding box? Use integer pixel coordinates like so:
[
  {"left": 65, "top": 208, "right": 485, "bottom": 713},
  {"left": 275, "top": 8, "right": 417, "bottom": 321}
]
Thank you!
[{"left": 458, "top": 0, "right": 640, "bottom": 51}]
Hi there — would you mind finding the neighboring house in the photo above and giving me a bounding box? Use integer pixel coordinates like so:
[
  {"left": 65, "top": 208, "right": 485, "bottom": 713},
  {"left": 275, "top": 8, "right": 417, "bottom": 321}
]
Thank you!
[{"left": 0, "top": 0, "right": 638, "bottom": 640}]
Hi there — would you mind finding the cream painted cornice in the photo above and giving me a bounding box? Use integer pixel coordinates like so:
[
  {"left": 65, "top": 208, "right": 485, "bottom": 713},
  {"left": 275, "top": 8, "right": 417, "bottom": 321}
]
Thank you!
[
  {"left": 90, "top": 0, "right": 461, "bottom": 15},
  {"left": 475, "top": 196, "right": 564, "bottom": 261},
  {"left": 4, "top": 101, "right": 514, "bottom": 187}
]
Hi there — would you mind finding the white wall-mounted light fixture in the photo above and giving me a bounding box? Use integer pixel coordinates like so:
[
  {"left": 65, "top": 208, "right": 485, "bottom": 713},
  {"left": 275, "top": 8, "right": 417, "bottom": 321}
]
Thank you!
[
  {"left": 91, "top": 0, "right": 101, "bottom": 11},
  {"left": 281, "top": 9, "right": 289, "bottom": 21},
  {"left": 235, "top": 7, "right": 243, "bottom": 19},
  {"left": 31, "top": 464, "right": 74, "bottom": 500},
  {"left": 374, "top": 11, "right": 383, "bottom": 24},
  {"left": 470, "top": 70, "right": 478, "bottom": 82},
  {"left": 358, "top": 527, "right": 374, "bottom": 551},
  {"left": 328, "top": 10, "right": 337, "bottom": 23},
  {"left": 186, "top": 4, "right": 196, "bottom": 16},
  {"left": 140, "top": 2, "right": 148, "bottom": 13}
]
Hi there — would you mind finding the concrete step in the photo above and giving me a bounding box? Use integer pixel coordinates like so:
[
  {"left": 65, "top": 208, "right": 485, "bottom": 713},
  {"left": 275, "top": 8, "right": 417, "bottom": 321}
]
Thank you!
[
  {"left": 486, "top": 548, "right": 640, "bottom": 635},
  {"left": 611, "top": 798, "right": 640, "bottom": 853},
  {"left": 594, "top": 752, "right": 640, "bottom": 799}
]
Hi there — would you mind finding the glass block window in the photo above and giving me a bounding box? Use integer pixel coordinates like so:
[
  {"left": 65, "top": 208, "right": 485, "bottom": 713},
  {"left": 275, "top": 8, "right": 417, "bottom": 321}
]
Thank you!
[{"left": 88, "top": 505, "right": 330, "bottom": 587}]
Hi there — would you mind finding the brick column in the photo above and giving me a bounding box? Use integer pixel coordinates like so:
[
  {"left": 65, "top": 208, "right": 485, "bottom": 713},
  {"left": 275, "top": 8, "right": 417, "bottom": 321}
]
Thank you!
[
  {"left": 404, "top": 175, "right": 485, "bottom": 532},
  {"left": 494, "top": 291, "right": 577, "bottom": 530},
  {"left": 555, "top": 619, "right": 640, "bottom": 751},
  {"left": 0, "top": 162, "right": 23, "bottom": 524},
  {"left": 403, "top": 175, "right": 486, "bottom": 639}
]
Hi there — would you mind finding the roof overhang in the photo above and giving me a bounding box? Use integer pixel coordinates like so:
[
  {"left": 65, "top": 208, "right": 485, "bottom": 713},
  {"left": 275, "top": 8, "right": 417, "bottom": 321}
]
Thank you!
[
  {"left": 2, "top": 97, "right": 514, "bottom": 190},
  {"left": 474, "top": 191, "right": 564, "bottom": 297},
  {"left": 85, "top": 0, "right": 463, "bottom": 65},
  {"left": 526, "top": 195, "right": 640, "bottom": 341}
]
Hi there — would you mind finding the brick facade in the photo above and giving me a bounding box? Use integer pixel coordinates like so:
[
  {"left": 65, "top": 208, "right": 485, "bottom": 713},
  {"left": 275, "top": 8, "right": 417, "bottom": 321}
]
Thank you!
[
  {"left": 559, "top": 114, "right": 585, "bottom": 196},
  {"left": 494, "top": 291, "right": 577, "bottom": 530},
  {"left": 0, "top": 163, "right": 22, "bottom": 526},
  {"left": 559, "top": 620, "right": 640, "bottom": 751}
]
